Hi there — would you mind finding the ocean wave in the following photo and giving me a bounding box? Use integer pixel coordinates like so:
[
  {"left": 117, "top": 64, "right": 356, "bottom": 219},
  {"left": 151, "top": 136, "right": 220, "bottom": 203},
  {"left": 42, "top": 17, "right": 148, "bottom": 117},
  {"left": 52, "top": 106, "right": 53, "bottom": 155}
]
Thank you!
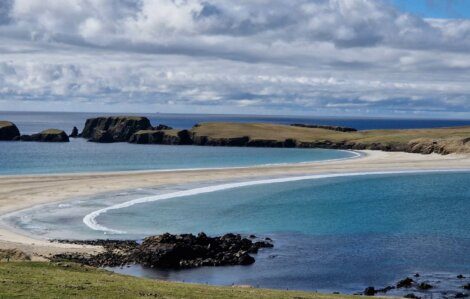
[{"left": 83, "top": 169, "right": 469, "bottom": 234}]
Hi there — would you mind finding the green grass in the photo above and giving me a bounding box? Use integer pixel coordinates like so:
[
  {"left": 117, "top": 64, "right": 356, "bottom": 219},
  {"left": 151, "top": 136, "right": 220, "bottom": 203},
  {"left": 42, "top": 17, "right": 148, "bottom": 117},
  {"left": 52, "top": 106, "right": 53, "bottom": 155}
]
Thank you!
[
  {"left": 0, "top": 262, "right": 353, "bottom": 299},
  {"left": 191, "top": 122, "right": 470, "bottom": 146},
  {"left": 0, "top": 121, "right": 15, "bottom": 128},
  {"left": 39, "top": 129, "right": 65, "bottom": 134}
]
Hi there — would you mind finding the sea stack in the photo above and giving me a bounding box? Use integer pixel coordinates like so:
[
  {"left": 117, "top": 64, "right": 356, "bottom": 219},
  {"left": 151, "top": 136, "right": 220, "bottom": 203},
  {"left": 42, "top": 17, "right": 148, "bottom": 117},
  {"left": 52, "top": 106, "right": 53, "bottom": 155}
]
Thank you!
[
  {"left": 81, "top": 116, "right": 152, "bottom": 143},
  {"left": 0, "top": 121, "right": 20, "bottom": 141},
  {"left": 69, "top": 126, "right": 79, "bottom": 138}
]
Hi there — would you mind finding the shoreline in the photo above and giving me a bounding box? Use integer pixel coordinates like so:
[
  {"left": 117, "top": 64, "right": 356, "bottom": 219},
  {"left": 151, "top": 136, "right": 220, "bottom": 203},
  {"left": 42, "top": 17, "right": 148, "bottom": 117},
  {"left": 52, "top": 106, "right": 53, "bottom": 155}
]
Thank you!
[{"left": 1, "top": 150, "right": 470, "bottom": 259}]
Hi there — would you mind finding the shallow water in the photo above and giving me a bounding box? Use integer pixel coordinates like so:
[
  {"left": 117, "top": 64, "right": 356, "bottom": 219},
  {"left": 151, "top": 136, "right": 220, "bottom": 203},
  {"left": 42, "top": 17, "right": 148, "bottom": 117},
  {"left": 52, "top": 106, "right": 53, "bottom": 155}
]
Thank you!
[
  {"left": 0, "top": 138, "right": 355, "bottom": 175},
  {"left": 7, "top": 171, "right": 470, "bottom": 295}
]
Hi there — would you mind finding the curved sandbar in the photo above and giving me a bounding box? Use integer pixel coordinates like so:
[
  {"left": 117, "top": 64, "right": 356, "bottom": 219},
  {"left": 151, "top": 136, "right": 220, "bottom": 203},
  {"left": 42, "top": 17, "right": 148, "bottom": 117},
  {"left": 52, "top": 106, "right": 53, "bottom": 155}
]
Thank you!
[{"left": 1, "top": 150, "right": 470, "bottom": 259}]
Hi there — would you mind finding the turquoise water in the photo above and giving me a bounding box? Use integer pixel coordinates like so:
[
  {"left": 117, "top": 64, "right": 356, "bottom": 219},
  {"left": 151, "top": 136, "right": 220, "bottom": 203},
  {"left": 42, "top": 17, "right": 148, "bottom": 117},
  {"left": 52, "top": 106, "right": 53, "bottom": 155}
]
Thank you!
[
  {"left": 0, "top": 138, "right": 355, "bottom": 175},
  {"left": 8, "top": 171, "right": 470, "bottom": 295}
]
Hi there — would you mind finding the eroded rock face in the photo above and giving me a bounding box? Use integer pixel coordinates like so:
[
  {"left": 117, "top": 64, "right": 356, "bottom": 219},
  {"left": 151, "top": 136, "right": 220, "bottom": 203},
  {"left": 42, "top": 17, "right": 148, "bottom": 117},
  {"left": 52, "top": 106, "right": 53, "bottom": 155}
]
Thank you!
[
  {"left": 0, "top": 121, "right": 20, "bottom": 141},
  {"left": 69, "top": 126, "right": 79, "bottom": 138},
  {"left": 51, "top": 233, "right": 273, "bottom": 269},
  {"left": 81, "top": 116, "right": 152, "bottom": 142},
  {"left": 22, "top": 129, "right": 69, "bottom": 142}
]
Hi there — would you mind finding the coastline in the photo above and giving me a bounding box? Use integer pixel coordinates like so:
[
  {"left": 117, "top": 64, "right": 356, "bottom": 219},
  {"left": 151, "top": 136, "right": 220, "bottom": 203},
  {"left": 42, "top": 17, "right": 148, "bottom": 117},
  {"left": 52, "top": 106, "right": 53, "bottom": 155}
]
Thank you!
[{"left": 1, "top": 150, "right": 470, "bottom": 259}]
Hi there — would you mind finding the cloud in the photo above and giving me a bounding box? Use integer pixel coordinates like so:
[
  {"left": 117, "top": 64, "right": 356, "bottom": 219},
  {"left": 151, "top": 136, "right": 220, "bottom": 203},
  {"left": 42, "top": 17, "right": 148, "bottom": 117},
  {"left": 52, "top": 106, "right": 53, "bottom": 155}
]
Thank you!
[{"left": 0, "top": 0, "right": 470, "bottom": 117}]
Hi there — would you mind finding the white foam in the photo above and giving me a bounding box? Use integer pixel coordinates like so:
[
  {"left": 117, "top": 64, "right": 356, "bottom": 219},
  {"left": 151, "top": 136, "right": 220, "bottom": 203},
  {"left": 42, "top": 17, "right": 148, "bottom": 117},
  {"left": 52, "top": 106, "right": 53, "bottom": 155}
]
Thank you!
[{"left": 83, "top": 169, "right": 469, "bottom": 234}]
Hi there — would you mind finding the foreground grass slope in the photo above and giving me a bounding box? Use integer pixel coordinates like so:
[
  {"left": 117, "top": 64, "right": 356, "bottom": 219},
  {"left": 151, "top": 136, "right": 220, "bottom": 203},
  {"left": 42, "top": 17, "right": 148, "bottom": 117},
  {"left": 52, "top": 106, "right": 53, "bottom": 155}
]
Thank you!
[{"left": 0, "top": 262, "right": 351, "bottom": 299}]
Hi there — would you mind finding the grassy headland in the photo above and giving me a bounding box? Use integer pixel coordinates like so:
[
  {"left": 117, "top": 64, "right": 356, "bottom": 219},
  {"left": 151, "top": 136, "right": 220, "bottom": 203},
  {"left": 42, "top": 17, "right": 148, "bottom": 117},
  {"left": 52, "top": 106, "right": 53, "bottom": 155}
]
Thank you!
[
  {"left": 0, "top": 262, "right": 352, "bottom": 299},
  {"left": 190, "top": 122, "right": 470, "bottom": 154}
]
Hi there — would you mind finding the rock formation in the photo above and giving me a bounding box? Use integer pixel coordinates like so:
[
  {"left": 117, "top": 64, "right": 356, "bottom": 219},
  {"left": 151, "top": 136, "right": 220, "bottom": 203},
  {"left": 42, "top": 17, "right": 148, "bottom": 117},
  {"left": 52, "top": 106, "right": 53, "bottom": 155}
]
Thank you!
[
  {"left": 0, "top": 121, "right": 20, "bottom": 141},
  {"left": 51, "top": 233, "right": 273, "bottom": 269},
  {"left": 81, "top": 116, "right": 152, "bottom": 142},
  {"left": 69, "top": 126, "right": 79, "bottom": 138},
  {"left": 21, "top": 129, "right": 69, "bottom": 142}
]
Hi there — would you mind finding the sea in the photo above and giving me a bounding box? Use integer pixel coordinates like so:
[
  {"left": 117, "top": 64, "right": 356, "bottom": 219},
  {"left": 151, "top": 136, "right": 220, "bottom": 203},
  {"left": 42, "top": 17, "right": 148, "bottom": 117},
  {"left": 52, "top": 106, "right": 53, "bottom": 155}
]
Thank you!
[{"left": 1, "top": 111, "right": 469, "bottom": 297}]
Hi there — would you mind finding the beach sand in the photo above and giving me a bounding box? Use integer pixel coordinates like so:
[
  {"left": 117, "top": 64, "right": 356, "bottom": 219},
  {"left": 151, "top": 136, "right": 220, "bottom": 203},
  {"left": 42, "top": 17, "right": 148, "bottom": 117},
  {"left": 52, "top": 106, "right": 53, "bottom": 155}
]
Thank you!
[{"left": 1, "top": 150, "right": 470, "bottom": 259}]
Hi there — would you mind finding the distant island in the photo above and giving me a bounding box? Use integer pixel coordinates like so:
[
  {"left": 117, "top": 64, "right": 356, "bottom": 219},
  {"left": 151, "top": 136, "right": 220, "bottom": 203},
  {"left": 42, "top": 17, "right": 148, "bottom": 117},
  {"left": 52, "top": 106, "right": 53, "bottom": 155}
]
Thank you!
[{"left": 2, "top": 115, "right": 470, "bottom": 154}]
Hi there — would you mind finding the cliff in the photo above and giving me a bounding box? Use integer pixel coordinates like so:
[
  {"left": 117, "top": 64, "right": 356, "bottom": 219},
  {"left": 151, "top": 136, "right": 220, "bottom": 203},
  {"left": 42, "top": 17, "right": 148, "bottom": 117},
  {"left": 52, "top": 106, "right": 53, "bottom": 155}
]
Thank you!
[
  {"left": 0, "top": 121, "right": 20, "bottom": 141},
  {"left": 81, "top": 117, "right": 470, "bottom": 155},
  {"left": 81, "top": 116, "right": 152, "bottom": 142}
]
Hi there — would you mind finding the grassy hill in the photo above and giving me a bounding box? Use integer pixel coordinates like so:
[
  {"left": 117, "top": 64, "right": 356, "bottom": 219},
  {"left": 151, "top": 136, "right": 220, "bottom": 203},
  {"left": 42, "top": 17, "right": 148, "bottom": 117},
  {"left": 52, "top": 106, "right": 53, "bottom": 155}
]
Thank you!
[
  {"left": 190, "top": 122, "right": 470, "bottom": 154},
  {"left": 0, "top": 262, "right": 352, "bottom": 299}
]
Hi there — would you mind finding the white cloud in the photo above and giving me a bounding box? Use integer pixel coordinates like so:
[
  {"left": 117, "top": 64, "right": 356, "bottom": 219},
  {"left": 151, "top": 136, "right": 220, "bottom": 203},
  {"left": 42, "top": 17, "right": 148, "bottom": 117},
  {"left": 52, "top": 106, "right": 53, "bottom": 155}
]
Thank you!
[{"left": 0, "top": 0, "right": 470, "bottom": 116}]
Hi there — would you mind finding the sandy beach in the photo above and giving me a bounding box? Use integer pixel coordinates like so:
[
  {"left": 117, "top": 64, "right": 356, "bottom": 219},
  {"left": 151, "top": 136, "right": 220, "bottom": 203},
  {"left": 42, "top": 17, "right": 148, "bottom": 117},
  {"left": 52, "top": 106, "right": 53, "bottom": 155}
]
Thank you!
[{"left": 1, "top": 150, "right": 470, "bottom": 260}]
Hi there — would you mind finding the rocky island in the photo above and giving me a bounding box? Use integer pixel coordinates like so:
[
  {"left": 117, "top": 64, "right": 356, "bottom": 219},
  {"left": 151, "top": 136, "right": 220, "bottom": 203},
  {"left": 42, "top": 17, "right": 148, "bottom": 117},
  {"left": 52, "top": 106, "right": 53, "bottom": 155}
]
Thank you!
[
  {"left": 78, "top": 116, "right": 470, "bottom": 155},
  {"left": 0, "top": 121, "right": 20, "bottom": 140},
  {"left": 21, "top": 129, "right": 70, "bottom": 142}
]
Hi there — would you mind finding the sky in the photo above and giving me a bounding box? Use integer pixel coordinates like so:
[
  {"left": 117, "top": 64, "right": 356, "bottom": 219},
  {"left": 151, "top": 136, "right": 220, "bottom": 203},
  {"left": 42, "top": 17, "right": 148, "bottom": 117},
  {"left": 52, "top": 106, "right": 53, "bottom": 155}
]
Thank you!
[{"left": 1, "top": 0, "right": 470, "bottom": 118}]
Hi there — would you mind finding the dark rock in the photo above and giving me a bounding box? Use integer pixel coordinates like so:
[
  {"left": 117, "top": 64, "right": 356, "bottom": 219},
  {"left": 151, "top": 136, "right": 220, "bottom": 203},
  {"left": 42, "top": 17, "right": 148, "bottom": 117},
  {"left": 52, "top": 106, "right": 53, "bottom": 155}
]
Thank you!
[
  {"left": 417, "top": 282, "right": 433, "bottom": 290},
  {"left": 177, "top": 130, "right": 193, "bottom": 145},
  {"left": 29, "top": 129, "right": 69, "bottom": 142},
  {"left": 455, "top": 293, "right": 469, "bottom": 298},
  {"left": 284, "top": 138, "right": 297, "bottom": 148},
  {"left": 457, "top": 274, "right": 466, "bottom": 279},
  {"left": 246, "top": 139, "right": 284, "bottom": 147},
  {"left": 51, "top": 233, "right": 273, "bottom": 269},
  {"left": 89, "top": 129, "right": 114, "bottom": 143},
  {"left": 69, "top": 126, "right": 79, "bottom": 138},
  {"left": 154, "top": 124, "right": 173, "bottom": 130},
  {"left": 81, "top": 116, "right": 152, "bottom": 142},
  {"left": 404, "top": 293, "right": 421, "bottom": 299},
  {"left": 463, "top": 283, "right": 470, "bottom": 290},
  {"left": 20, "top": 135, "right": 32, "bottom": 141},
  {"left": 397, "top": 277, "right": 415, "bottom": 288},
  {"left": 0, "top": 121, "right": 20, "bottom": 141},
  {"left": 290, "top": 123, "right": 357, "bottom": 132},
  {"left": 414, "top": 273, "right": 420, "bottom": 277},
  {"left": 129, "top": 130, "right": 165, "bottom": 144},
  {"left": 376, "top": 286, "right": 395, "bottom": 293},
  {"left": 363, "top": 287, "right": 376, "bottom": 296}
]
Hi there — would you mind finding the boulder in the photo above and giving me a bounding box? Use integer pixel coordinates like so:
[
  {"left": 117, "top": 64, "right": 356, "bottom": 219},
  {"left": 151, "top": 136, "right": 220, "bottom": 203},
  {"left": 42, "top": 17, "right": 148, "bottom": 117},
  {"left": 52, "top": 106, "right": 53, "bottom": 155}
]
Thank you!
[
  {"left": 0, "top": 121, "right": 20, "bottom": 141},
  {"left": 363, "top": 287, "right": 376, "bottom": 296},
  {"left": 417, "top": 282, "right": 433, "bottom": 290},
  {"left": 397, "top": 277, "right": 414, "bottom": 288},
  {"left": 69, "top": 126, "right": 79, "bottom": 138},
  {"left": 81, "top": 116, "right": 152, "bottom": 142},
  {"left": 28, "top": 129, "right": 69, "bottom": 142}
]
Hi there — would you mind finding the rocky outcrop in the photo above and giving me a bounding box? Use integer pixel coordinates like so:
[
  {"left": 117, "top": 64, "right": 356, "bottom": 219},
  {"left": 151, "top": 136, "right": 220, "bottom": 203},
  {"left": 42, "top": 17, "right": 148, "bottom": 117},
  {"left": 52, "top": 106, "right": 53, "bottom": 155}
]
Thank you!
[
  {"left": 291, "top": 123, "right": 357, "bottom": 132},
  {"left": 129, "top": 129, "right": 193, "bottom": 145},
  {"left": 51, "top": 233, "right": 273, "bottom": 269},
  {"left": 407, "top": 137, "right": 470, "bottom": 155},
  {"left": 154, "top": 124, "right": 173, "bottom": 130},
  {"left": 81, "top": 116, "right": 152, "bottom": 142},
  {"left": 22, "top": 129, "right": 69, "bottom": 142},
  {"left": 0, "top": 121, "right": 20, "bottom": 141},
  {"left": 89, "top": 129, "right": 114, "bottom": 143},
  {"left": 69, "top": 126, "right": 79, "bottom": 138}
]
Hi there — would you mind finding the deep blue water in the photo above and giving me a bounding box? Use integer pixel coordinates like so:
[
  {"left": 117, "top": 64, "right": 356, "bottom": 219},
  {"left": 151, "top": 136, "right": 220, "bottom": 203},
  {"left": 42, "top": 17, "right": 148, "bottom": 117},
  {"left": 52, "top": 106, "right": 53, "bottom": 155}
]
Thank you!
[
  {"left": 2, "top": 111, "right": 470, "bottom": 134},
  {"left": 105, "top": 172, "right": 470, "bottom": 296}
]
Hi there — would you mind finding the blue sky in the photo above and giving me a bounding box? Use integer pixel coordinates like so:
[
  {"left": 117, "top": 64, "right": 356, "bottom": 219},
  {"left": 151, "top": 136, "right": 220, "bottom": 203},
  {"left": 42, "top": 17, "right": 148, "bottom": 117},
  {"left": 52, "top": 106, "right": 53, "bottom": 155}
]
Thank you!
[
  {"left": 392, "top": 0, "right": 470, "bottom": 18},
  {"left": 1, "top": 0, "right": 470, "bottom": 118}
]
